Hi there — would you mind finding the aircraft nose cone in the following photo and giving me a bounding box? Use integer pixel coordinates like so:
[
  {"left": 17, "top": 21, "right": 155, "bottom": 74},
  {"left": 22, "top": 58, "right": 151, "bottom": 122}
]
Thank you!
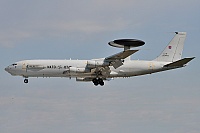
[
  {"left": 5, "top": 67, "right": 8, "bottom": 72},
  {"left": 5, "top": 66, "right": 16, "bottom": 75},
  {"left": 5, "top": 66, "right": 10, "bottom": 72}
]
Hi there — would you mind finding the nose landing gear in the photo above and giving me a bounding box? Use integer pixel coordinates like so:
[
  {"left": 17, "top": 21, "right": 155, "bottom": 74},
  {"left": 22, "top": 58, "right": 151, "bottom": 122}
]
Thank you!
[
  {"left": 24, "top": 78, "right": 28, "bottom": 84},
  {"left": 92, "top": 78, "right": 104, "bottom": 86}
]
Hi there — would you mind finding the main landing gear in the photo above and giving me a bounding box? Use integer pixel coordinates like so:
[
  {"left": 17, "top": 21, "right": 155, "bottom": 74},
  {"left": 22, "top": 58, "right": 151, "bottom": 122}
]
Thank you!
[
  {"left": 24, "top": 78, "right": 28, "bottom": 84},
  {"left": 92, "top": 78, "right": 104, "bottom": 86}
]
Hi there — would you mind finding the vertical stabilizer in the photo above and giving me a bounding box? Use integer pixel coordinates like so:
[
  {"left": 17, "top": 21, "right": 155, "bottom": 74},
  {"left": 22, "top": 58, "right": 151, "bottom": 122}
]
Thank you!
[{"left": 155, "top": 32, "right": 186, "bottom": 62}]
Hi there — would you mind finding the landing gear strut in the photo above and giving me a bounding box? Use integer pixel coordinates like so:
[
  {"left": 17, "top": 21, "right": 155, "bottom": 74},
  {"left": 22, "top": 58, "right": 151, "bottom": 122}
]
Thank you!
[
  {"left": 92, "top": 78, "right": 104, "bottom": 86},
  {"left": 24, "top": 78, "right": 28, "bottom": 84}
]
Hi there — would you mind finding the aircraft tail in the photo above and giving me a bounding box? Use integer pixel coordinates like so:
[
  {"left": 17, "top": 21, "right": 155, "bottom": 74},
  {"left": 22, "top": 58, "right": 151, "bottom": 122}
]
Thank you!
[{"left": 155, "top": 32, "right": 186, "bottom": 62}]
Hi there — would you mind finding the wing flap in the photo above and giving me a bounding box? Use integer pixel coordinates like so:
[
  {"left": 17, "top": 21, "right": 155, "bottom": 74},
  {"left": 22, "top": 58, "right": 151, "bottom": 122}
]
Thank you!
[{"left": 164, "top": 57, "right": 195, "bottom": 67}]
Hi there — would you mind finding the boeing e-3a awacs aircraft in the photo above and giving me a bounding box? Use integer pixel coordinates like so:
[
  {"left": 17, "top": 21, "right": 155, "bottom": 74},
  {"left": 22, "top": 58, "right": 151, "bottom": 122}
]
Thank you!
[{"left": 5, "top": 32, "right": 194, "bottom": 86}]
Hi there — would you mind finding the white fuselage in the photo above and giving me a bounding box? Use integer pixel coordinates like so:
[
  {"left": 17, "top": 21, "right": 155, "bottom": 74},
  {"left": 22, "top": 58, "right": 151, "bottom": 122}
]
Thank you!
[{"left": 5, "top": 59, "right": 175, "bottom": 79}]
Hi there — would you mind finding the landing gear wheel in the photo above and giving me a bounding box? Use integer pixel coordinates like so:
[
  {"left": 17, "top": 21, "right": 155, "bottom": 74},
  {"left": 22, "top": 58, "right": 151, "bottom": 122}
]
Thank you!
[
  {"left": 92, "top": 78, "right": 98, "bottom": 86},
  {"left": 98, "top": 79, "right": 104, "bottom": 86},
  {"left": 99, "top": 81, "right": 104, "bottom": 86},
  {"left": 92, "top": 78, "right": 104, "bottom": 86},
  {"left": 24, "top": 79, "right": 28, "bottom": 84},
  {"left": 94, "top": 82, "right": 99, "bottom": 86}
]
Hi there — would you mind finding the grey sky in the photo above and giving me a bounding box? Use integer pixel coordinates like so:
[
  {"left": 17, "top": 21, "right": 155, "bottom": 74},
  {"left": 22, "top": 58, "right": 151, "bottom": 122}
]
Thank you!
[{"left": 0, "top": 0, "right": 200, "bottom": 133}]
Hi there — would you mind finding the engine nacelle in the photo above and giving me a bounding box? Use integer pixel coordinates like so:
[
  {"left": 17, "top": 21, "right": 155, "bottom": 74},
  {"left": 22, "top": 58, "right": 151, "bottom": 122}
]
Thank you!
[
  {"left": 76, "top": 77, "right": 92, "bottom": 82},
  {"left": 87, "top": 60, "right": 109, "bottom": 68},
  {"left": 69, "top": 67, "right": 89, "bottom": 73}
]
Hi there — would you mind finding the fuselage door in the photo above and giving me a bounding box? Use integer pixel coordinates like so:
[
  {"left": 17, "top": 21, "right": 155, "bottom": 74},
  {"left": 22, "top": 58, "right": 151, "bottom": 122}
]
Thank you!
[
  {"left": 22, "top": 62, "right": 27, "bottom": 72},
  {"left": 148, "top": 62, "right": 155, "bottom": 70}
]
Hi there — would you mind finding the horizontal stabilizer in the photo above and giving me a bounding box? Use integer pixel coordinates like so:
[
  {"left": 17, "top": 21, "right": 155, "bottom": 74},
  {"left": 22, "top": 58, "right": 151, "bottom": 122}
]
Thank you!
[
  {"left": 105, "top": 50, "right": 138, "bottom": 61},
  {"left": 164, "top": 57, "right": 195, "bottom": 67}
]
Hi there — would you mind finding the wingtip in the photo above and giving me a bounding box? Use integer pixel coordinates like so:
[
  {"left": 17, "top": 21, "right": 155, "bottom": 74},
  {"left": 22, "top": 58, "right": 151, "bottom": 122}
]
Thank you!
[{"left": 175, "top": 32, "right": 187, "bottom": 35}]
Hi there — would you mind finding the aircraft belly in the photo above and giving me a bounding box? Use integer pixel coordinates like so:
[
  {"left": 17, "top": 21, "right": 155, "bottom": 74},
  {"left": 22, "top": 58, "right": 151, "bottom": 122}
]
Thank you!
[{"left": 23, "top": 69, "right": 94, "bottom": 78}]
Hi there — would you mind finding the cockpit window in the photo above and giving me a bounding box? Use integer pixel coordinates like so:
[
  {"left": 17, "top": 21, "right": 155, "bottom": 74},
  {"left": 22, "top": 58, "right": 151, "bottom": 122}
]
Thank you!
[{"left": 12, "top": 63, "right": 17, "bottom": 66}]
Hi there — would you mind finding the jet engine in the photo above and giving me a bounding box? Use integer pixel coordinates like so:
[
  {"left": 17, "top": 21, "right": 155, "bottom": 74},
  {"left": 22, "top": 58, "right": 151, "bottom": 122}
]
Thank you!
[
  {"left": 69, "top": 67, "right": 89, "bottom": 73},
  {"left": 87, "top": 60, "right": 109, "bottom": 68}
]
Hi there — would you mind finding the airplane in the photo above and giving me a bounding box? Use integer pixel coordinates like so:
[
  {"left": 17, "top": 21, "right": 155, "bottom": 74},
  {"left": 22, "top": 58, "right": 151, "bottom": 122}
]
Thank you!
[{"left": 5, "top": 32, "right": 194, "bottom": 86}]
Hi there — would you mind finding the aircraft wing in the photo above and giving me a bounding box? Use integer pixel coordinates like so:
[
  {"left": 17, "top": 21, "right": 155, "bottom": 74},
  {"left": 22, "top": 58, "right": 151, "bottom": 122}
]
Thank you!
[
  {"left": 105, "top": 50, "right": 138, "bottom": 68},
  {"left": 89, "top": 50, "right": 138, "bottom": 77},
  {"left": 105, "top": 50, "right": 138, "bottom": 61}
]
